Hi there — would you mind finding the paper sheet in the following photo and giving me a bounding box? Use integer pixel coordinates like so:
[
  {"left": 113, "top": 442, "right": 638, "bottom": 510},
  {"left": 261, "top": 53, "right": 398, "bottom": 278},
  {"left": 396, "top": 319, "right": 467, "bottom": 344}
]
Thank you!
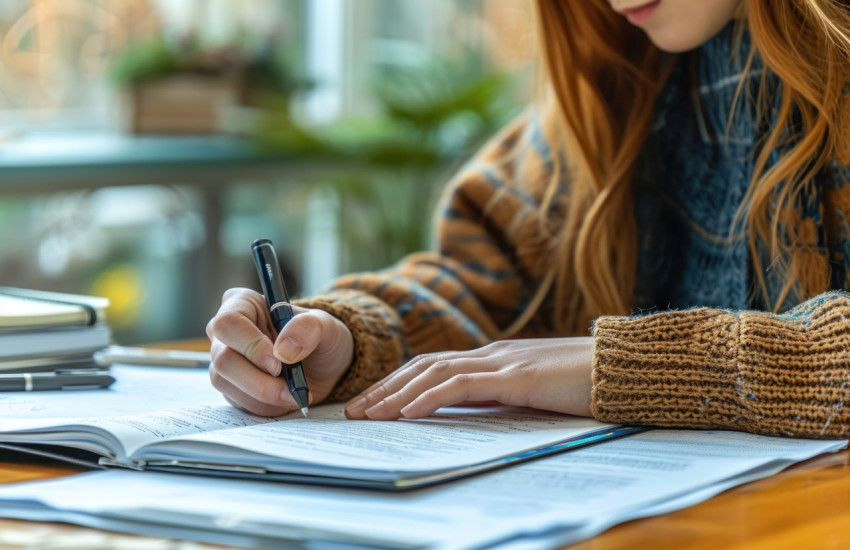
[{"left": 0, "top": 428, "right": 843, "bottom": 550}]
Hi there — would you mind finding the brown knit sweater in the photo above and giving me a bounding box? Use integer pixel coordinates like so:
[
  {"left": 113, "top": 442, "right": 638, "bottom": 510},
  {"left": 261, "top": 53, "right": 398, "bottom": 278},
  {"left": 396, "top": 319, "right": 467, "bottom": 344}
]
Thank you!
[
  {"left": 592, "top": 296, "right": 850, "bottom": 438},
  {"left": 296, "top": 115, "right": 850, "bottom": 440}
]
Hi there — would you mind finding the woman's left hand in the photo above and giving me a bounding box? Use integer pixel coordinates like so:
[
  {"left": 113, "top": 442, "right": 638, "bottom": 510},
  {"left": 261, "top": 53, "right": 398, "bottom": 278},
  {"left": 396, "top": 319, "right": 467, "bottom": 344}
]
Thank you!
[{"left": 344, "top": 337, "right": 594, "bottom": 420}]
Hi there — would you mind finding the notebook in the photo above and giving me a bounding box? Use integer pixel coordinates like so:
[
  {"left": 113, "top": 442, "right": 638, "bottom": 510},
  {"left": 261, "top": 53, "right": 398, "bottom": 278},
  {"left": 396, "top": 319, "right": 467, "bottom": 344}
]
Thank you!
[
  {"left": 0, "top": 288, "right": 111, "bottom": 361},
  {"left": 0, "top": 287, "right": 109, "bottom": 330}
]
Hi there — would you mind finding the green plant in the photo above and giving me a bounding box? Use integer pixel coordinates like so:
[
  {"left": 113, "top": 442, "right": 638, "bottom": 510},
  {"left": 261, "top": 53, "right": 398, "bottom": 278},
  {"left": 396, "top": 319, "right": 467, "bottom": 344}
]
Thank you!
[
  {"left": 107, "top": 35, "right": 179, "bottom": 85},
  {"left": 107, "top": 32, "right": 310, "bottom": 106}
]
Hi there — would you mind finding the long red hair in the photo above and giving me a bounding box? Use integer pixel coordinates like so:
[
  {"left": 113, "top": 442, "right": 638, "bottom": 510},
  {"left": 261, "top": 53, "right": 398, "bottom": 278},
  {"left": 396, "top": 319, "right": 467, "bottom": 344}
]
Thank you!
[{"left": 513, "top": 0, "right": 850, "bottom": 335}]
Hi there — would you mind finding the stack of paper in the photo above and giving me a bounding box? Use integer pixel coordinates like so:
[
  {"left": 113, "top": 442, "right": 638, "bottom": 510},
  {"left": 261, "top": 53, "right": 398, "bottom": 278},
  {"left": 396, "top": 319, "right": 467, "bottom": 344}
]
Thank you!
[
  {"left": 0, "top": 287, "right": 111, "bottom": 373},
  {"left": 0, "top": 430, "right": 843, "bottom": 549}
]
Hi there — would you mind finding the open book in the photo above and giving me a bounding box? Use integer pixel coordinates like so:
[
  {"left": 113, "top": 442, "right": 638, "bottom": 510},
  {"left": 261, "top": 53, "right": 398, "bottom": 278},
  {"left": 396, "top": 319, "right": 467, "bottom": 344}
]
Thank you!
[{"left": 0, "top": 403, "right": 638, "bottom": 490}]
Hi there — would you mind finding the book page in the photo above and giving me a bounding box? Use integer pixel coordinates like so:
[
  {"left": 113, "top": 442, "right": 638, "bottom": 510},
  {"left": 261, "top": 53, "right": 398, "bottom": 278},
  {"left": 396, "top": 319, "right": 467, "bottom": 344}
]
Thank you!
[
  {"left": 0, "top": 366, "right": 230, "bottom": 460},
  {"left": 0, "top": 366, "right": 222, "bottom": 426},
  {"left": 77, "top": 405, "right": 281, "bottom": 458},
  {"left": 0, "top": 405, "right": 270, "bottom": 462}
]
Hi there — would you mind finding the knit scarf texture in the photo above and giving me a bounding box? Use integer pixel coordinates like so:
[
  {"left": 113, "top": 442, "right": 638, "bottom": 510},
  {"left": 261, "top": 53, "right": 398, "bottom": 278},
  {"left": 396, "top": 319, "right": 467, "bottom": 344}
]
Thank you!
[{"left": 632, "top": 23, "right": 850, "bottom": 313}]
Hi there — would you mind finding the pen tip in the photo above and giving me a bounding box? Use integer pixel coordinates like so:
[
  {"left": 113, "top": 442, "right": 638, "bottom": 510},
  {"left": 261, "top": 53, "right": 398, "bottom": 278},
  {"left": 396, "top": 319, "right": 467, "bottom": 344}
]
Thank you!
[{"left": 300, "top": 407, "right": 309, "bottom": 418}]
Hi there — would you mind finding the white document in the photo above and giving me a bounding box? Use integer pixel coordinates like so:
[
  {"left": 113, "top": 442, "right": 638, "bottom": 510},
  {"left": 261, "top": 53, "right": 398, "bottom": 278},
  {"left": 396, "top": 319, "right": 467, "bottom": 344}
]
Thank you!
[{"left": 0, "top": 429, "right": 843, "bottom": 550}]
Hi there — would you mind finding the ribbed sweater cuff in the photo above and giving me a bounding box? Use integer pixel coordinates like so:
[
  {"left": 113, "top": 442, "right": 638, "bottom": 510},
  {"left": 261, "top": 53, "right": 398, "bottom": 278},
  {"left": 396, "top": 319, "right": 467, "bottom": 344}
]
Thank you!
[
  {"left": 591, "top": 295, "right": 850, "bottom": 438},
  {"left": 295, "top": 290, "right": 407, "bottom": 401},
  {"left": 591, "top": 308, "right": 747, "bottom": 431}
]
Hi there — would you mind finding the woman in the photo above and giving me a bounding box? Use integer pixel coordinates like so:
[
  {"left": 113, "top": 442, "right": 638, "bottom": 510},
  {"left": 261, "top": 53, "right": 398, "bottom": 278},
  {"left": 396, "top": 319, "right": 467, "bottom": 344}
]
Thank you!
[{"left": 206, "top": 0, "right": 850, "bottom": 438}]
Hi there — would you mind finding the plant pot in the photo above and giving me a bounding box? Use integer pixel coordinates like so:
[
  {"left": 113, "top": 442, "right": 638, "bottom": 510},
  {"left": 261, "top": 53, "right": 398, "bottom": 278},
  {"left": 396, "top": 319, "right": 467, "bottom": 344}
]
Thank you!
[{"left": 121, "top": 74, "right": 241, "bottom": 134}]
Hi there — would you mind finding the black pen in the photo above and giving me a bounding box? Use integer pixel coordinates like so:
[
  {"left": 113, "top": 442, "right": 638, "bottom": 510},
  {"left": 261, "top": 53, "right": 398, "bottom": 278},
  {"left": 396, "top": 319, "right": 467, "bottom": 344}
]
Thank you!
[
  {"left": 0, "top": 370, "right": 115, "bottom": 392},
  {"left": 251, "top": 238, "right": 310, "bottom": 417}
]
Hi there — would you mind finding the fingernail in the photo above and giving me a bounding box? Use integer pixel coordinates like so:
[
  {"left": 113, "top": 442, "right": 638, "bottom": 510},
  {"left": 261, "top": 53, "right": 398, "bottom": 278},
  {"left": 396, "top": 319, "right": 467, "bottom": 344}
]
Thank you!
[
  {"left": 364, "top": 400, "right": 386, "bottom": 418},
  {"left": 399, "top": 403, "right": 413, "bottom": 417},
  {"left": 346, "top": 395, "right": 367, "bottom": 416},
  {"left": 277, "top": 337, "right": 302, "bottom": 362}
]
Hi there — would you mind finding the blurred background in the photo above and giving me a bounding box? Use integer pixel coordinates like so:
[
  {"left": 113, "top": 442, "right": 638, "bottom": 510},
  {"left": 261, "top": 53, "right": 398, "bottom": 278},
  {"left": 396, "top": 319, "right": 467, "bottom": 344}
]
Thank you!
[{"left": 0, "top": 0, "right": 533, "bottom": 345}]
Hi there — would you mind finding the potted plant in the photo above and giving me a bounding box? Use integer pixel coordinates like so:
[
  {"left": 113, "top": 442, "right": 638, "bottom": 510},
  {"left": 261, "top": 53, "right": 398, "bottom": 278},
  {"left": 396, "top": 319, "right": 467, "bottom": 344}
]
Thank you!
[{"left": 109, "top": 33, "right": 307, "bottom": 134}]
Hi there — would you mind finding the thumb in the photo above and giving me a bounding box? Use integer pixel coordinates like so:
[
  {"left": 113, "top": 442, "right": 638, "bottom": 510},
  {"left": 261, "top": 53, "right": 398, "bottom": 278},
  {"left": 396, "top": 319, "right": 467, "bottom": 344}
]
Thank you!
[{"left": 274, "top": 308, "right": 352, "bottom": 369}]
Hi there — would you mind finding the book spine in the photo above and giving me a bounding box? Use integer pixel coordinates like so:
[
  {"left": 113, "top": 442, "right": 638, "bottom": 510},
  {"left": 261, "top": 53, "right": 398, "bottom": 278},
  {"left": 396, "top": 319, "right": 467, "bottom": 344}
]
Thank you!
[{"left": 99, "top": 457, "right": 146, "bottom": 471}]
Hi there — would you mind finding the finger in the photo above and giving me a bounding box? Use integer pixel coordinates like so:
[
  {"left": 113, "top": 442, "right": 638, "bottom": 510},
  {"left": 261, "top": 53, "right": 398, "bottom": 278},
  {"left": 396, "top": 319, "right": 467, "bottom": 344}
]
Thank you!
[
  {"left": 211, "top": 370, "right": 293, "bottom": 417},
  {"left": 207, "top": 289, "right": 269, "bottom": 333},
  {"left": 273, "top": 308, "right": 340, "bottom": 364},
  {"left": 219, "top": 288, "right": 273, "bottom": 332},
  {"left": 361, "top": 357, "right": 497, "bottom": 420},
  {"left": 345, "top": 345, "right": 516, "bottom": 418},
  {"left": 207, "top": 291, "right": 280, "bottom": 375},
  {"left": 210, "top": 342, "right": 295, "bottom": 409},
  {"left": 344, "top": 353, "right": 453, "bottom": 419},
  {"left": 399, "top": 372, "right": 511, "bottom": 419}
]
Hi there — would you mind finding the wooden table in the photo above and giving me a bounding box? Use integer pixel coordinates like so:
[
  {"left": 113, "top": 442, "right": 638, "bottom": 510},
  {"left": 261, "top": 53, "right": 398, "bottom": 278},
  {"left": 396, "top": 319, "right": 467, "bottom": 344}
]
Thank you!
[{"left": 2, "top": 340, "right": 849, "bottom": 548}]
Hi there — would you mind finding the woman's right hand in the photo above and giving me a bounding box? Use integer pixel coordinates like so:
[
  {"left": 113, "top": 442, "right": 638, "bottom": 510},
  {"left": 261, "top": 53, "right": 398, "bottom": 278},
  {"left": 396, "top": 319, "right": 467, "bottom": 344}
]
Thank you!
[{"left": 206, "top": 288, "right": 354, "bottom": 417}]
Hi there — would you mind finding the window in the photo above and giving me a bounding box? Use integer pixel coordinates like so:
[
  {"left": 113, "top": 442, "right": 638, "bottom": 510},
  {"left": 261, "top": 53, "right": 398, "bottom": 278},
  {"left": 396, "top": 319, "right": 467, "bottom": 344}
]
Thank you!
[{"left": 0, "top": 0, "right": 531, "bottom": 344}]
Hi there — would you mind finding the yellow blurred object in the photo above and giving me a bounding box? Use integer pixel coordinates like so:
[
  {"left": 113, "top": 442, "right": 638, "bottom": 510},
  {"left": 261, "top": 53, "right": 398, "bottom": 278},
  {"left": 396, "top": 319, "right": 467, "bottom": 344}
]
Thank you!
[{"left": 90, "top": 264, "right": 144, "bottom": 330}]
